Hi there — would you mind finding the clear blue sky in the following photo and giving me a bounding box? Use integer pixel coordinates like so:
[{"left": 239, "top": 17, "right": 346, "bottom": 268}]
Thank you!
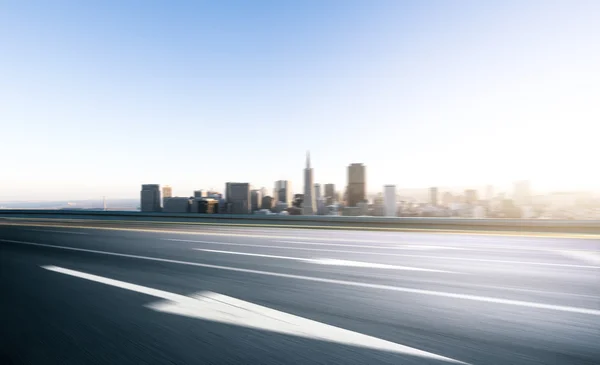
[{"left": 1, "top": 0, "right": 598, "bottom": 200}]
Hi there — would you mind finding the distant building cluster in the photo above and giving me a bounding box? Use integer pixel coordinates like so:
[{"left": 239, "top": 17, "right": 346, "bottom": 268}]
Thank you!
[{"left": 139, "top": 154, "right": 600, "bottom": 219}]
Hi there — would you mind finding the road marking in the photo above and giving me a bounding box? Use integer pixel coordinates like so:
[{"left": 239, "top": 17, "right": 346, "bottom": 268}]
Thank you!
[
  {"left": 1, "top": 219, "right": 598, "bottom": 239},
  {"left": 193, "top": 248, "right": 456, "bottom": 273},
  {"left": 25, "top": 229, "right": 89, "bottom": 235},
  {"left": 42, "top": 265, "right": 466, "bottom": 363},
  {"left": 166, "top": 239, "right": 600, "bottom": 269},
  {"left": 274, "top": 240, "right": 464, "bottom": 250},
  {"left": 557, "top": 250, "right": 600, "bottom": 265},
  {"left": 3, "top": 239, "right": 600, "bottom": 315}
]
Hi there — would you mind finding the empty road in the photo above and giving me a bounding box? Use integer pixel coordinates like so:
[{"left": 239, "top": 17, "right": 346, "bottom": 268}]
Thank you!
[{"left": 1, "top": 219, "right": 599, "bottom": 364}]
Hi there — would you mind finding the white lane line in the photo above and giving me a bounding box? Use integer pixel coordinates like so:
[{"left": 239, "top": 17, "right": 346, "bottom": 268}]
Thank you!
[
  {"left": 275, "top": 240, "right": 463, "bottom": 250},
  {"left": 557, "top": 250, "right": 600, "bottom": 265},
  {"left": 165, "top": 239, "right": 600, "bottom": 269},
  {"left": 25, "top": 229, "right": 89, "bottom": 235},
  {"left": 193, "top": 248, "right": 456, "bottom": 273},
  {"left": 42, "top": 266, "right": 466, "bottom": 363},
  {"left": 3, "top": 239, "right": 599, "bottom": 316}
]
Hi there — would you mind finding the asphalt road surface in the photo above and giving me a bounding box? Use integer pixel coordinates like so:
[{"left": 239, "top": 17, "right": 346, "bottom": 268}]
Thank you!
[{"left": 1, "top": 219, "right": 599, "bottom": 364}]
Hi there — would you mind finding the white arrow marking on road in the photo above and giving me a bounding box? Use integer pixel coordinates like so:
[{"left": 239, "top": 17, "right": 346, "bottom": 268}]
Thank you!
[
  {"left": 194, "top": 248, "right": 457, "bottom": 273},
  {"left": 42, "top": 265, "right": 466, "bottom": 364}
]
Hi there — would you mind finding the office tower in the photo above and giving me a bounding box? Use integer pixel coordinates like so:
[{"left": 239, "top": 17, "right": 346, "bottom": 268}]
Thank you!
[
  {"left": 274, "top": 180, "right": 293, "bottom": 205},
  {"left": 324, "top": 183, "right": 335, "bottom": 206},
  {"left": 261, "top": 195, "right": 275, "bottom": 210},
  {"left": 513, "top": 180, "right": 532, "bottom": 206},
  {"left": 259, "top": 187, "right": 268, "bottom": 199},
  {"left": 162, "top": 186, "right": 172, "bottom": 199},
  {"left": 314, "top": 183, "right": 322, "bottom": 200},
  {"left": 162, "top": 186, "right": 173, "bottom": 207},
  {"left": 486, "top": 185, "right": 494, "bottom": 201},
  {"left": 194, "top": 190, "right": 207, "bottom": 198},
  {"left": 225, "top": 182, "right": 251, "bottom": 214},
  {"left": 347, "top": 163, "right": 366, "bottom": 207},
  {"left": 429, "top": 187, "right": 438, "bottom": 206},
  {"left": 384, "top": 185, "right": 397, "bottom": 217},
  {"left": 163, "top": 197, "right": 191, "bottom": 213},
  {"left": 140, "top": 184, "right": 161, "bottom": 212},
  {"left": 303, "top": 152, "right": 316, "bottom": 215},
  {"left": 465, "top": 189, "right": 478, "bottom": 205},
  {"left": 442, "top": 192, "right": 453, "bottom": 206},
  {"left": 250, "top": 189, "right": 262, "bottom": 212}
]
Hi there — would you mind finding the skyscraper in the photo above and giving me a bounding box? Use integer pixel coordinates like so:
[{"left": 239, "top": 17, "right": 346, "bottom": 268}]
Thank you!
[
  {"left": 314, "top": 183, "right": 322, "bottom": 200},
  {"left": 226, "top": 182, "right": 251, "bottom": 214},
  {"left": 274, "top": 180, "right": 293, "bottom": 205},
  {"left": 384, "top": 185, "right": 397, "bottom": 217},
  {"left": 162, "top": 185, "right": 173, "bottom": 207},
  {"left": 303, "top": 152, "right": 316, "bottom": 215},
  {"left": 250, "top": 189, "right": 262, "bottom": 212},
  {"left": 347, "top": 163, "right": 366, "bottom": 207},
  {"left": 429, "top": 187, "right": 438, "bottom": 206},
  {"left": 324, "top": 183, "right": 335, "bottom": 206},
  {"left": 140, "top": 184, "right": 161, "bottom": 212},
  {"left": 513, "top": 180, "right": 532, "bottom": 206}
]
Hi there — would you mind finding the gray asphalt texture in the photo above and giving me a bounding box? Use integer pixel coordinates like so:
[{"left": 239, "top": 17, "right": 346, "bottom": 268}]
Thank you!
[{"left": 1, "top": 219, "right": 599, "bottom": 364}]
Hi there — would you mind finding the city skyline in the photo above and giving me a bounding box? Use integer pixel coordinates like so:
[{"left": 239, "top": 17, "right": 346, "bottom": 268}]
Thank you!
[{"left": 2, "top": 1, "right": 599, "bottom": 200}]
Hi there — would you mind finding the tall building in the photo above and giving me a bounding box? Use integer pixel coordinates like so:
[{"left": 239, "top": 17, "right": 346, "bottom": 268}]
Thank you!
[
  {"left": 347, "top": 163, "right": 366, "bottom": 207},
  {"left": 274, "top": 180, "right": 293, "bottom": 205},
  {"left": 194, "top": 190, "right": 207, "bottom": 198},
  {"left": 430, "top": 187, "right": 438, "bottom": 206},
  {"left": 465, "top": 189, "right": 478, "bottom": 205},
  {"left": 485, "top": 185, "right": 494, "bottom": 201},
  {"left": 324, "top": 183, "right": 335, "bottom": 206},
  {"left": 163, "top": 197, "right": 191, "bottom": 213},
  {"left": 140, "top": 184, "right": 161, "bottom": 212},
  {"left": 303, "top": 152, "right": 316, "bottom": 215},
  {"left": 314, "top": 183, "right": 322, "bottom": 200},
  {"left": 513, "top": 180, "right": 532, "bottom": 206},
  {"left": 384, "top": 185, "right": 397, "bottom": 217},
  {"left": 261, "top": 195, "right": 275, "bottom": 210},
  {"left": 162, "top": 185, "right": 173, "bottom": 207},
  {"left": 250, "top": 189, "right": 262, "bottom": 212},
  {"left": 225, "top": 182, "right": 251, "bottom": 214}
]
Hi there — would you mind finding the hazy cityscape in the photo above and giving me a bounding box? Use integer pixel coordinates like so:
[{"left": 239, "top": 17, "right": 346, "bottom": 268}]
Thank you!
[{"left": 5, "top": 151, "right": 594, "bottom": 220}]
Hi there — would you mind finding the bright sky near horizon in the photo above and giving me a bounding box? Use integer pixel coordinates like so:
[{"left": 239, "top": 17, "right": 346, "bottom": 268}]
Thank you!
[{"left": 1, "top": 0, "right": 598, "bottom": 200}]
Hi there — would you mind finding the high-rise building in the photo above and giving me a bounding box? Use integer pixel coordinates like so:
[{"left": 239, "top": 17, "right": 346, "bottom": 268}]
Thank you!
[
  {"left": 162, "top": 185, "right": 173, "bottom": 207},
  {"left": 261, "top": 195, "right": 275, "bottom": 210},
  {"left": 194, "top": 190, "right": 207, "bottom": 198},
  {"left": 303, "top": 152, "right": 316, "bottom": 215},
  {"left": 163, "top": 197, "right": 191, "bottom": 213},
  {"left": 485, "top": 185, "right": 494, "bottom": 201},
  {"left": 250, "top": 189, "right": 262, "bottom": 212},
  {"left": 225, "top": 182, "right": 251, "bottom": 214},
  {"left": 274, "top": 180, "right": 293, "bottom": 205},
  {"left": 314, "top": 183, "right": 322, "bottom": 200},
  {"left": 429, "top": 187, "right": 438, "bottom": 206},
  {"left": 140, "top": 184, "right": 161, "bottom": 212},
  {"left": 384, "top": 185, "right": 397, "bottom": 217},
  {"left": 347, "top": 163, "right": 366, "bottom": 207},
  {"left": 513, "top": 180, "right": 532, "bottom": 206},
  {"left": 465, "top": 189, "right": 478, "bottom": 205},
  {"left": 324, "top": 183, "right": 335, "bottom": 206}
]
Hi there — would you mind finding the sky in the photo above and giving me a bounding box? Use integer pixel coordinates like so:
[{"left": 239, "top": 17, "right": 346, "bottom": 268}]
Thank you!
[{"left": 1, "top": 0, "right": 599, "bottom": 200}]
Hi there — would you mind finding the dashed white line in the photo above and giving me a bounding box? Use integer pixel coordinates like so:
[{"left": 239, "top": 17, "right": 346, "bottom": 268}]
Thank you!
[
  {"left": 2, "top": 239, "right": 599, "bottom": 316},
  {"left": 557, "top": 250, "right": 600, "bottom": 265},
  {"left": 274, "top": 240, "right": 463, "bottom": 250},
  {"left": 165, "top": 239, "right": 600, "bottom": 269},
  {"left": 25, "top": 229, "right": 89, "bottom": 235},
  {"left": 193, "top": 248, "right": 456, "bottom": 273}
]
